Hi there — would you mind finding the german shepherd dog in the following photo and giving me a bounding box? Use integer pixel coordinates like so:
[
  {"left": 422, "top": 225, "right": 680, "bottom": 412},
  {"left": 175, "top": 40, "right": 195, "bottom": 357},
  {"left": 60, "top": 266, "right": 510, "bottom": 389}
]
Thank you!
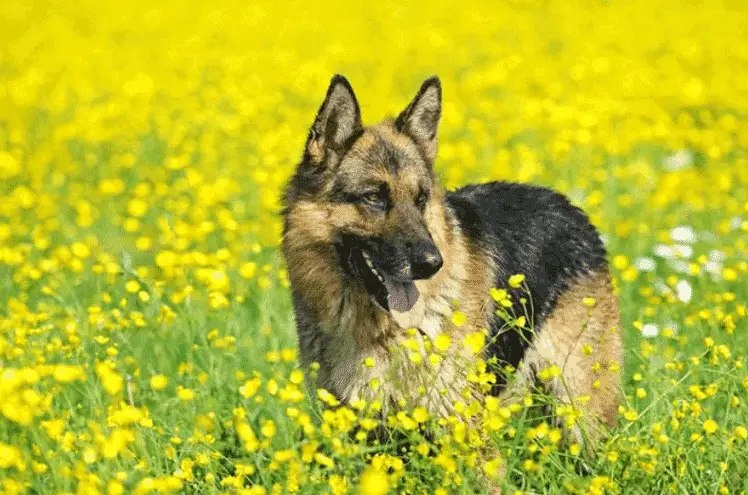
[{"left": 282, "top": 75, "right": 622, "bottom": 453}]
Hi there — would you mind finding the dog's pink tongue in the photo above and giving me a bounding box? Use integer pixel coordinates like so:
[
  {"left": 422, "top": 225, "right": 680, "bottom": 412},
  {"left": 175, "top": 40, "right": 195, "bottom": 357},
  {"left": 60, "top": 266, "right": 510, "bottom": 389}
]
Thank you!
[{"left": 383, "top": 277, "right": 425, "bottom": 329}]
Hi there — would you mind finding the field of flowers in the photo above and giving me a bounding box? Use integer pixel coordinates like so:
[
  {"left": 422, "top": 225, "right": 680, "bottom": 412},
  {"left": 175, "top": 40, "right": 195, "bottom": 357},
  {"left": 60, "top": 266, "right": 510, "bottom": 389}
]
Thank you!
[{"left": 1, "top": 0, "right": 747, "bottom": 493}]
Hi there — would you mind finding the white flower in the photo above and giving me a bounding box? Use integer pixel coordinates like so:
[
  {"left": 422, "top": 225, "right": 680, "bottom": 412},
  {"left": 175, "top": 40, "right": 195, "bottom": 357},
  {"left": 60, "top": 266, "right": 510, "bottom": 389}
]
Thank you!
[
  {"left": 642, "top": 324, "right": 659, "bottom": 338},
  {"left": 670, "top": 226, "right": 696, "bottom": 244},
  {"left": 676, "top": 280, "right": 692, "bottom": 303}
]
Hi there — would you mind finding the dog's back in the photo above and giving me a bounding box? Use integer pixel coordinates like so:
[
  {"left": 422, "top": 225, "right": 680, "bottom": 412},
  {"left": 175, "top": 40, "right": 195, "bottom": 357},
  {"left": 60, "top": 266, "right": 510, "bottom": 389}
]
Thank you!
[
  {"left": 448, "top": 180, "right": 622, "bottom": 442},
  {"left": 448, "top": 181, "right": 610, "bottom": 375}
]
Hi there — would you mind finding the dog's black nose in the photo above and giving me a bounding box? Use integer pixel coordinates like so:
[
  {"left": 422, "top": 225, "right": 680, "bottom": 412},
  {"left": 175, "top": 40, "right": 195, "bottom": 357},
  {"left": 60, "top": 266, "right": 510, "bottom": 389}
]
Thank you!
[{"left": 411, "top": 241, "right": 443, "bottom": 280}]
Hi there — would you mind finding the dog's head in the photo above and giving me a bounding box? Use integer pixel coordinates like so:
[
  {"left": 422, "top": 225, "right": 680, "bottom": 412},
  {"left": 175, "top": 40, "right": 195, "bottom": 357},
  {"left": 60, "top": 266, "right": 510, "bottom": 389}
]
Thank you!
[{"left": 284, "top": 75, "right": 447, "bottom": 328}]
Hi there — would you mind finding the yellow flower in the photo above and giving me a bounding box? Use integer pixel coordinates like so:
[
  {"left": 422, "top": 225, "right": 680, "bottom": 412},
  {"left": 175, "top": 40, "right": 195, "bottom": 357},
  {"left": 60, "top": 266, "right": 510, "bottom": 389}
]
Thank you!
[
  {"left": 289, "top": 370, "right": 304, "bottom": 384},
  {"left": 155, "top": 250, "right": 178, "bottom": 269},
  {"left": 508, "top": 274, "right": 526, "bottom": 288},
  {"left": 258, "top": 275, "right": 272, "bottom": 290},
  {"left": 463, "top": 331, "right": 485, "bottom": 354},
  {"left": 412, "top": 407, "right": 429, "bottom": 423},
  {"left": 623, "top": 409, "right": 638, "bottom": 422},
  {"left": 208, "top": 292, "right": 230, "bottom": 309},
  {"left": 83, "top": 446, "right": 98, "bottom": 464},
  {"left": 522, "top": 459, "right": 539, "bottom": 472},
  {"left": 329, "top": 475, "right": 348, "bottom": 495},
  {"left": 0, "top": 152, "right": 20, "bottom": 178},
  {"left": 734, "top": 426, "right": 748, "bottom": 440},
  {"left": 236, "top": 422, "right": 260, "bottom": 452},
  {"left": 451, "top": 310, "right": 467, "bottom": 327},
  {"left": 490, "top": 288, "right": 508, "bottom": 302},
  {"left": 127, "top": 198, "right": 149, "bottom": 217},
  {"left": 177, "top": 386, "right": 195, "bottom": 401},
  {"left": 703, "top": 419, "right": 718, "bottom": 435},
  {"left": 240, "top": 262, "right": 258, "bottom": 279},
  {"left": 71, "top": 242, "right": 91, "bottom": 259},
  {"left": 125, "top": 280, "right": 141, "bottom": 293},
  {"left": 722, "top": 267, "right": 737, "bottom": 281},
  {"left": 261, "top": 420, "right": 276, "bottom": 438},
  {"left": 53, "top": 365, "right": 86, "bottom": 383},
  {"left": 41, "top": 419, "right": 65, "bottom": 440},
  {"left": 434, "top": 333, "right": 451, "bottom": 352},
  {"left": 317, "top": 388, "right": 340, "bottom": 406},
  {"left": 621, "top": 267, "right": 639, "bottom": 282},
  {"left": 0, "top": 442, "right": 25, "bottom": 471},
  {"left": 612, "top": 254, "right": 629, "bottom": 270},
  {"left": 314, "top": 452, "right": 335, "bottom": 468},
  {"left": 483, "top": 458, "right": 503, "bottom": 478},
  {"left": 150, "top": 375, "right": 168, "bottom": 390},
  {"left": 96, "top": 363, "right": 124, "bottom": 396},
  {"left": 359, "top": 465, "right": 389, "bottom": 495},
  {"left": 108, "top": 480, "right": 125, "bottom": 495},
  {"left": 538, "top": 365, "right": 562, "bottom": 382}
]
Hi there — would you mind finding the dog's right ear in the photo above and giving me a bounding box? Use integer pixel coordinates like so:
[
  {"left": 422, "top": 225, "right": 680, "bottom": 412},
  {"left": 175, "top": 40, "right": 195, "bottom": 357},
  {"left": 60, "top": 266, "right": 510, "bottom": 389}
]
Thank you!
[
  {"left": 304, "top": 75, "right": 363, "bottom": 166},
  {"left": 395, "top": 76, "right": 441, "bottom": 163}
]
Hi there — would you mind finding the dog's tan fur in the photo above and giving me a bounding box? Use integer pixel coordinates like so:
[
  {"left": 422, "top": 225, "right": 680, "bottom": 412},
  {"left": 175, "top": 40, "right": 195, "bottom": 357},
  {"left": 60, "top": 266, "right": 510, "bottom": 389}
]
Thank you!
[{"left": 503, "top": 269, "right": 622, "bottom": 445}]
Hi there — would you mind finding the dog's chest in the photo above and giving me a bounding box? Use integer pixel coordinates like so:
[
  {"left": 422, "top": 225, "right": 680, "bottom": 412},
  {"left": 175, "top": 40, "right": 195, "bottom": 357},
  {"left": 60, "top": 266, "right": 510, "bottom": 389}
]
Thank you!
[{"left": 317, "top": 272, "right": 472, "bottom": 415}]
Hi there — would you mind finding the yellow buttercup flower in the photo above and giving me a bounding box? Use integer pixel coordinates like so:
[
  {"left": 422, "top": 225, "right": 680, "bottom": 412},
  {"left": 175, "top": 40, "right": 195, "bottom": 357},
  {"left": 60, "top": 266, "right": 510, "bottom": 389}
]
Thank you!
[
  {"left": 176, "top": 386, "right": 195, "bottom": 401},
  {"left": 434, "top": 333, "right": 452, "bottom": 352},
  {"left": 508, "top": 274, "right": 526, "bottom": 288},
  {"left": 703, "top": 419, "right": 718, "bottom": 435},
  {"left": 150, "top": 375, "right": 168, "bottom": 390},
  {"left": 451, "top": 310, "right": 467, "bottom": 327},
  {"left": 359, "top": 465, "right": 389, "bottom": 495}
]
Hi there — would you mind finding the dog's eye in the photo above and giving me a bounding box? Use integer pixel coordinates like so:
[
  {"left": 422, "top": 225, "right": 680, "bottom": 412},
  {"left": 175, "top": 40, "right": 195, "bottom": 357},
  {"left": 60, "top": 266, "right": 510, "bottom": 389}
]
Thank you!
[
  {"left": 362, "top": 191, "right": 384, "bottom": 208},
  {"left": 415, "top": 191, "right": 429, "bottom": 208}
]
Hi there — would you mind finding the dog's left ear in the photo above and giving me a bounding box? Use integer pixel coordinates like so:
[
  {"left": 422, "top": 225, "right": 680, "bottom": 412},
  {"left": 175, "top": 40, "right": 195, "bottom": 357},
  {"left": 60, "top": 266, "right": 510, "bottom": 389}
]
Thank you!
[{"left": 395, "top": 76, "right": 442, "bottom": 162}]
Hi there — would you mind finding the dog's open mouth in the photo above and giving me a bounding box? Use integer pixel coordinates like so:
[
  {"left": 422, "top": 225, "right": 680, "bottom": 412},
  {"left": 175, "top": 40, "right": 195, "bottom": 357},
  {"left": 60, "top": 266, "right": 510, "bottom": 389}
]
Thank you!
[{"left": 360, "top": 250, "right": 425, "bottom": 329}]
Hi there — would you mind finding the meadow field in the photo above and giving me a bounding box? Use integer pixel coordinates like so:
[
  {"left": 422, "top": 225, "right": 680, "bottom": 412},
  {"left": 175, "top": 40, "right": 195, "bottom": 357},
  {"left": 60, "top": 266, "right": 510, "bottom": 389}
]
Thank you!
[{"left": 1, "top": 0, "right": 747, "bottom": 493}]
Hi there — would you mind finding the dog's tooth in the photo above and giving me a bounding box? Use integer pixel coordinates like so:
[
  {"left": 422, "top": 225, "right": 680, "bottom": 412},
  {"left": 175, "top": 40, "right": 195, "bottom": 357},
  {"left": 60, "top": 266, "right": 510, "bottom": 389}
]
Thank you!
[
  {"left": 361, "top": 250, "right": 384, "bottom": 282},
  {"left": 362, "top": 251, "right": 373, "bottom": 267}
]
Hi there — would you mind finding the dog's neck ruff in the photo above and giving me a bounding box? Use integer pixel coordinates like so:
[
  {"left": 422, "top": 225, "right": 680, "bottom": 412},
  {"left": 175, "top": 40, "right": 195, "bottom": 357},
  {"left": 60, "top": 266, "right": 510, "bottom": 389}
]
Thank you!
[{"left": 316, "top": 212, "right": 482, "bottom": 410}]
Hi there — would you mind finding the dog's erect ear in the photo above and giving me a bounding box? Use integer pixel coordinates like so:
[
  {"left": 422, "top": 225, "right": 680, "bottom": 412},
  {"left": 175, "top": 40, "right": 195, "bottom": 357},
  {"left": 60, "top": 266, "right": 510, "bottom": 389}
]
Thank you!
[
  {"left": 304, "top": 75, "right": 363, "bottom": 166},
  {"left": 395, "top": 76, "right": 442, "bottom": 162}
]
